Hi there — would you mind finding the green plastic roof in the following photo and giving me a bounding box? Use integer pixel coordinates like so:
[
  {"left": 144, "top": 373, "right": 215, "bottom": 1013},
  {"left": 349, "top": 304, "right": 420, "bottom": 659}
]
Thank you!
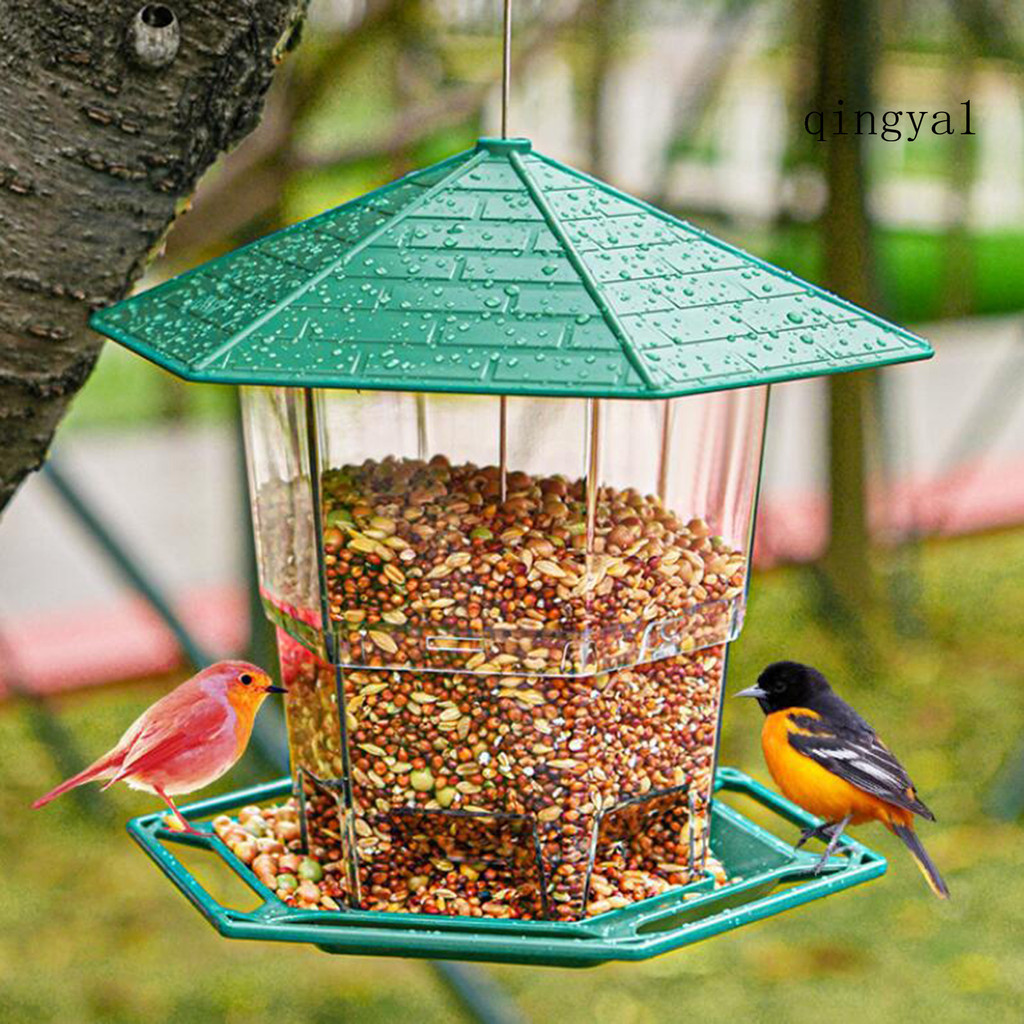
[{"left": 90, "top": 138, "right": 932, "bottom": 398}]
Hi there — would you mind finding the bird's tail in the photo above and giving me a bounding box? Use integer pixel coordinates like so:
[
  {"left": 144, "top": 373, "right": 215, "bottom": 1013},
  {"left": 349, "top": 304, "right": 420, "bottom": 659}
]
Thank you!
[
  {"left": 32, "top": 752, "right": 120, "bottom": 810},
  {"left": 890, "top": 822, "right": 950, "bottom": 899}
]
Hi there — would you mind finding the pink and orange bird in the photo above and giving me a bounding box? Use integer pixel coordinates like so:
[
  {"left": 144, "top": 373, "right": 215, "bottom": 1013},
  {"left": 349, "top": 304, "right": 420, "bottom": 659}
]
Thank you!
[{"left": 32, "top": 661, "right": 284, "bottom": 835}]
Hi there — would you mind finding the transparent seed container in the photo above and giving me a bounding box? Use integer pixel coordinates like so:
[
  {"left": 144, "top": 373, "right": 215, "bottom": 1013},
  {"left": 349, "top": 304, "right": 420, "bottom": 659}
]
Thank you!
[{"left": 244, "top": 386, "right": 767, "bottom": 920}]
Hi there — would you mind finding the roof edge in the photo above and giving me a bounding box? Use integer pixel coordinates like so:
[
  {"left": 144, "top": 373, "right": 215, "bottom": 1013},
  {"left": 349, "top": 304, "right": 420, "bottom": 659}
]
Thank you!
[{"left": 91, "top": 315, "right": 934, "bottom": 398}]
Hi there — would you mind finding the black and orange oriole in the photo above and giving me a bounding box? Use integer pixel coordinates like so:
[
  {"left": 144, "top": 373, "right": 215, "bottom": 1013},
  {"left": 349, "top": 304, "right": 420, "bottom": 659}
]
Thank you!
[{"left": 737, "top": 661, "right": 949, "bottom": 899}]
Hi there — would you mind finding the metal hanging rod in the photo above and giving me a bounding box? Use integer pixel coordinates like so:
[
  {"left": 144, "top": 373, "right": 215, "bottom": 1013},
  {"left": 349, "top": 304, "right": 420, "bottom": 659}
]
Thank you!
[{"left": 501, "top": 0, "right": 512, "bottom": 138}]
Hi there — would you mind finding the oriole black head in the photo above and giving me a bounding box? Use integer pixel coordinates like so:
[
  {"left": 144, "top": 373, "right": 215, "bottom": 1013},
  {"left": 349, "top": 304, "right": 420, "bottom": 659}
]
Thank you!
[{"left": 736, "top": 660, "right": 832, "bottom": 715}]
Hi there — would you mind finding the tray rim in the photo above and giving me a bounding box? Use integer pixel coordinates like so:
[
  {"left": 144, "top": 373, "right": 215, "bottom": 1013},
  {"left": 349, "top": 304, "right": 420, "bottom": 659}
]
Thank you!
[{"left": 125, "top": 766, "right": 887, "bottom": 967}]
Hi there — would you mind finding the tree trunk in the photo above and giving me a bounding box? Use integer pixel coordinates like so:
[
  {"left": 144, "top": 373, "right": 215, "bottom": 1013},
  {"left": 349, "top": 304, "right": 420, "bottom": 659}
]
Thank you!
[
  {"left": 815, "top": 0, "right": 878, "bottom": 615},
  {"left": 583, "top": 0, "right": 617, "bottom": 180},
  {"left": 0, "top": 0, "right": 309, "bottom": 513}
]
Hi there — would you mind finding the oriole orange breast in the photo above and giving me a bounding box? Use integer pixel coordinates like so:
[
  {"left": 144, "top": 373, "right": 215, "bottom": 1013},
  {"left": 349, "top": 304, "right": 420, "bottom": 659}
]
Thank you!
[{"left": 762, "top": 709, "right": 913, "bottom": 827}]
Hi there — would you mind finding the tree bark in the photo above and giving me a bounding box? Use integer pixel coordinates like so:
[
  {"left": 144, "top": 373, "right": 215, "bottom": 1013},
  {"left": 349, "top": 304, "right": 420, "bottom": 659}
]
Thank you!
[{"left": 0, "top": 0, "right": 309, "bottom": 513}]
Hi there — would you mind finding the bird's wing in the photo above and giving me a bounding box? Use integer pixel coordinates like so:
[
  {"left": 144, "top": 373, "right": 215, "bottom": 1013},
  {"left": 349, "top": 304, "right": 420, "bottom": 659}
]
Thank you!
[
  {"left": 787, "top": 713, "right": 935, "bottom": 819},
  {"left": 108, "top": 693, "right": 231, "bottom": 786}
]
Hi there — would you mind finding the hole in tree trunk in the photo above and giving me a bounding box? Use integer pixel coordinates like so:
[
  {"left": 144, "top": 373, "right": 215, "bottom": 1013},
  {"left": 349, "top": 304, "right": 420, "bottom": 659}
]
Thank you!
[{"left": 141, "top": 4, "right": 175, "bottom": 29}]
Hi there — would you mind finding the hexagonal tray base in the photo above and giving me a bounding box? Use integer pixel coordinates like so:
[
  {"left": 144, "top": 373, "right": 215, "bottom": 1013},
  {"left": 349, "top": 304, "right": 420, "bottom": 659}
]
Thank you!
[{"left": 126, "top": 767, "right": 886, "bottom": 967}]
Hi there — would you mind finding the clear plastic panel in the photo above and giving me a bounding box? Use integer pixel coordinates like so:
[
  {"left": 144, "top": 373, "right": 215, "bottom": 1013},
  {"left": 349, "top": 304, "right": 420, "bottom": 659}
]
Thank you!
[
  {"left": 241, "top": 387, "right": 323, "bottom": 650},
  {"left": 277, "top": 630, "right": 361, "bottom": 903},
  {"left": 309, "top": 388, "right": 765, "bottom": 675},
  {"left": 291, "top": 645, "right": 726, "bottom": 921},
  {"left": 590, "top": 387, "right": 767, "bottom": 667},
  {"left": 316, "top": 390, "right": 591, "bottom": 674},
  {"left": 242, "top": 384, "right": 762, "bottom": 920}
]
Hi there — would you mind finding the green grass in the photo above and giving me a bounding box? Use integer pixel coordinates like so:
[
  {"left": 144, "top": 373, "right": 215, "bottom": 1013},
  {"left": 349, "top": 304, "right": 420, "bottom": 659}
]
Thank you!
[{"left": 4, "top": 530, "right": 1024, "bottom": 1022}]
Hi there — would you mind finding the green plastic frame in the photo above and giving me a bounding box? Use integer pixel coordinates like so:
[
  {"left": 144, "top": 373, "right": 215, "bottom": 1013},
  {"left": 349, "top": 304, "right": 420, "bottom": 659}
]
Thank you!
[{"left": 126, "top": 767, "right": 886, "bottom": 967}]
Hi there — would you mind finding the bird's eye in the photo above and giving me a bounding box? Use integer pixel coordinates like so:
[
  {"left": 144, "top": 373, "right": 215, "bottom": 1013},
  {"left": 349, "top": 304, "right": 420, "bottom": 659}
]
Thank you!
[{"left": 240, "top": 673, "right": 253, "bottom": 686}]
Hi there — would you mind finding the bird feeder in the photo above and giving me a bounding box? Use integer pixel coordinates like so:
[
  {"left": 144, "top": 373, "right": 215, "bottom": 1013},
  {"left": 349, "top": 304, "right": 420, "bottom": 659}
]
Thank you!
[{"left": 91, "top": 137, "right": 930, "bottom": 964}]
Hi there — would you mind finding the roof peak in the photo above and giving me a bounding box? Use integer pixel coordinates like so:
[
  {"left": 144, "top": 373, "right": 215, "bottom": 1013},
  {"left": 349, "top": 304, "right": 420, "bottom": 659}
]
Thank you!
[{"left": 475, "top": 137, "right": 533, "bottom": 155}]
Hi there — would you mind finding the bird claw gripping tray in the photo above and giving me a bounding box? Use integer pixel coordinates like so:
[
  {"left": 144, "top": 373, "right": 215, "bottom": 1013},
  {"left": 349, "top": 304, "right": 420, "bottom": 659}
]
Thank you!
[{"left": 92, "top": 138, "right": 932, "bottom": 926}]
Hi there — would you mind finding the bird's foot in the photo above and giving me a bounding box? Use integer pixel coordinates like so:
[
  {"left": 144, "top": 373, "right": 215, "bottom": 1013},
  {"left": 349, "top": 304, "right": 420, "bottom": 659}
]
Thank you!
[
  {"left": 160, "top": 814, "right": 215, "bottom": 838},
  {"left": 809, "top": 814, "right": 853, "bottom": 874},
  {"left": 810, "top": 851, "right": 832, "bottom": 876},
  {"left": 809, "top": 850, "right": 850, "bottom": 875},
  {"left": 794, "top": 824, "right": 831, "bottom": 850}
]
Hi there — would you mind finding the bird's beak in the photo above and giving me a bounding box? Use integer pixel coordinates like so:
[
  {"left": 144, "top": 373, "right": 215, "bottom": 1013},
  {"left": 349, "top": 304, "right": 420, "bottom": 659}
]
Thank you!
[
  {"left": 264, "top": 684, "right": 287, "bottom": 694},
  {"left": 735, "top": 685, "right": 767, "bottom": 699}
]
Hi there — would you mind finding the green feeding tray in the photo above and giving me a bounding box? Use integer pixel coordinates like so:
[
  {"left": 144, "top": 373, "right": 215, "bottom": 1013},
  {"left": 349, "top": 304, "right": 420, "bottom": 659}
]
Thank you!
[
  {"left": 91, "top": 137, "right": 932, "bottom": 396},
  {"left": 126, "top": 768, "right": 886, "bottom": 968}
]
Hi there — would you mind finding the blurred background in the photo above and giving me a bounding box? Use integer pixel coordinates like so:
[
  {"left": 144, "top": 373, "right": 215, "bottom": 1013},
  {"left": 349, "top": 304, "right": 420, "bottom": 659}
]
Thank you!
[{"left": 2, "top": 0, "right": 1023, "bottom": 1021}]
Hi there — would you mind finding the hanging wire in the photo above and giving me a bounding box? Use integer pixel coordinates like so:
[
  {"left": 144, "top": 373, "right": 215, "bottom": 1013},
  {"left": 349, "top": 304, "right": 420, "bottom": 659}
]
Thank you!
[
  {"left": 499, "top": 396, "right": 509, "bottom": 501},
  {"left": 497, "top": 0, "right": 513, "bottom": 499},
  {"left": 501, "top": 0, "right": 513, "bottom": 138}
]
